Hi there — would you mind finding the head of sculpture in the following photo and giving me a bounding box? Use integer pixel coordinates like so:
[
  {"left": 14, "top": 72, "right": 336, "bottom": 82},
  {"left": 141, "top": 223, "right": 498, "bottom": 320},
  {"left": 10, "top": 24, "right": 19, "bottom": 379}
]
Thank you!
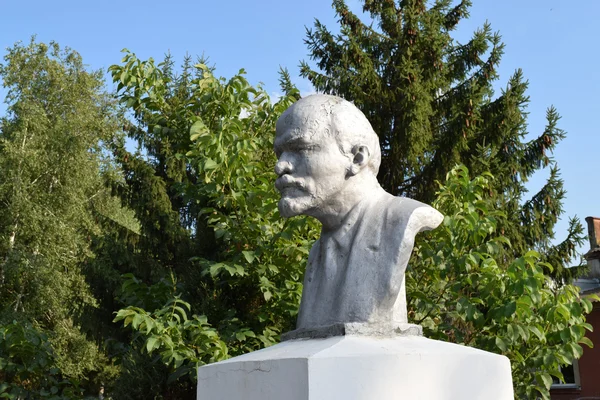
[{"left": 274, "top": 94, "right": 381, "bottom": 222}]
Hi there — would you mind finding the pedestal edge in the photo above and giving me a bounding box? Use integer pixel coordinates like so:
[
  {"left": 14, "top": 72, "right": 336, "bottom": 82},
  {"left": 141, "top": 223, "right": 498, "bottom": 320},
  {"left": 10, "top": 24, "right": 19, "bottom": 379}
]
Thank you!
[{"left": 281, "top": 322, "right": 422, "bottom": 341}]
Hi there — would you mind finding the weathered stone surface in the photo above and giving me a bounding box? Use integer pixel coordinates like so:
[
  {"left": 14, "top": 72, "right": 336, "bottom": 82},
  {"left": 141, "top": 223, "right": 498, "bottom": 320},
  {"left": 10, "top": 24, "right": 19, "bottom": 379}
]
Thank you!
[
  {"left": 197, "top": 336, "right": 514, "bottom": 400},
  {"left": 274, "top": 94, "right": 443, "bottom": 335}
]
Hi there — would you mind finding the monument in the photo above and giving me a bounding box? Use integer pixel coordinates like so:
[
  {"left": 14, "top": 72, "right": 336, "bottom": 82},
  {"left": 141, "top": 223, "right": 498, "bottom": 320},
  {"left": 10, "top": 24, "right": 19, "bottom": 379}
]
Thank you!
[
  {"left": 274, "top": 94, "right": 442, "bottom": 339},
  {"left": 198, "top": 95, "right": 513, "bottom": 399}
]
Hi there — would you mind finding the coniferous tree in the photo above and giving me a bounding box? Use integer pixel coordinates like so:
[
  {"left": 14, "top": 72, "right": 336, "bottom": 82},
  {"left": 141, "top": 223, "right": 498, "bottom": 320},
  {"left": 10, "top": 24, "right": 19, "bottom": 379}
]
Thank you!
[{"left": 300, "top": 0, "right": 584, "bottom": 280}]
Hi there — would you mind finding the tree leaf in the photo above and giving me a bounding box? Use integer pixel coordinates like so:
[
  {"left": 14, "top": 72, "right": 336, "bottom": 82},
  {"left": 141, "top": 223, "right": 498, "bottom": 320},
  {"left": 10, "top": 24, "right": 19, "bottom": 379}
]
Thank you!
[
  {"left": 146, "top": 336, "right": 160, "bottom": 353},
  {"left": 495, "top": 337, "right": 508, "bottom": 352},
  {"left": 242, "top": 251, "right": 255, "bottom": 264}
]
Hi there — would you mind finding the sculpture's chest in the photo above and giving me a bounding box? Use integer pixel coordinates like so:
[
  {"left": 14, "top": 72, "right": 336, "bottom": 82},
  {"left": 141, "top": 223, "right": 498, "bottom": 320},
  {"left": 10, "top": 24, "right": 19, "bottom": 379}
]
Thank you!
[{"left": 298, "top": 219, "right": 408, "bottom": 328}]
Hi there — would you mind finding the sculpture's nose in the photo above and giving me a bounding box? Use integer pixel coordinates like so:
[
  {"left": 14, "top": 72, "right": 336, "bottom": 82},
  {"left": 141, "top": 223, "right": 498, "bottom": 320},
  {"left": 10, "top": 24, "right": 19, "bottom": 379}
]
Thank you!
[{"left": 275, "top": 159, "right": 293, "bottom": 177}]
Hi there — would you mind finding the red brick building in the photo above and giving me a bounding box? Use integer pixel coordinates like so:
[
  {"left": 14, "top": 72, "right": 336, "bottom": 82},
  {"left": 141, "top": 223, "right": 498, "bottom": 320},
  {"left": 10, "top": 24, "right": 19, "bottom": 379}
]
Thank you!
[{"left": 551, "top": 217, "right": 600, "bottom": 400}]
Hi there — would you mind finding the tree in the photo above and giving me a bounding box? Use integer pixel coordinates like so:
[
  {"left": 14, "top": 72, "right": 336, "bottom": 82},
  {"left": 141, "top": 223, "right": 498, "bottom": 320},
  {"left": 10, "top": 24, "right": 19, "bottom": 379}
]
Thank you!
[
  {"left": 109, "top": 52, "right": 317, "bottom": 397},
  {"left": 408, "top": 166, "right": 594, "bottom": 399},
  {"left": 299, "top": 0, "right": 584, "bottom": 280},
  {"left": 0, "top": 321, "right": 85, "bottom": 398},
  {"left": 0, "top": 39, "right": 120, "bottom": 393}
]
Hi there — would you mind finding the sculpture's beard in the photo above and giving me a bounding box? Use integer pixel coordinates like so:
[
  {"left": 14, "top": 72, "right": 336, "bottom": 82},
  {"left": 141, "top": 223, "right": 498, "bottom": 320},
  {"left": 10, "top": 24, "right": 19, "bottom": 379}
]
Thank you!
[
  {"left": 276, "top": 176, "right": 316, "bottom": 217},
  {"left": 278, "top": 190, "right": 316, "bottom": 218}
]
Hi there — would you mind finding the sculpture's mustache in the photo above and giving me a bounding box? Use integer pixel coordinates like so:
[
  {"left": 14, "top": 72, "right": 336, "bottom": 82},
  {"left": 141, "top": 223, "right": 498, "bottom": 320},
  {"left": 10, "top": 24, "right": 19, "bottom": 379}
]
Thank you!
[{"left": 275, "top": 176, "right": 305, "bottom": 192}]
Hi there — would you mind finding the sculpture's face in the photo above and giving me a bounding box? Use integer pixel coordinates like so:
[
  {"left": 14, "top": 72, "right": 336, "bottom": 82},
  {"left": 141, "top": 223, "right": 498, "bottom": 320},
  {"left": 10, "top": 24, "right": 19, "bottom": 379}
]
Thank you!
[{"left": 274, "top": 124, "right": 350, "bottom": 218}]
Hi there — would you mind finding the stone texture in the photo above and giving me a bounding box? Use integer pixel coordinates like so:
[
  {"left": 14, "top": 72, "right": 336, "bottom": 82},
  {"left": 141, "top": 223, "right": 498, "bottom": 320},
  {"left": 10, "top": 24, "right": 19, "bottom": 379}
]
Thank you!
[
  {"left": 274, "top": 94, "right": 443, "bottom": 335},
  {"left": 197, "top": 336, "right": 514, "bottom": 400},
  {"left": 281, "top": 321, "right": 422, "bottom": 341}
]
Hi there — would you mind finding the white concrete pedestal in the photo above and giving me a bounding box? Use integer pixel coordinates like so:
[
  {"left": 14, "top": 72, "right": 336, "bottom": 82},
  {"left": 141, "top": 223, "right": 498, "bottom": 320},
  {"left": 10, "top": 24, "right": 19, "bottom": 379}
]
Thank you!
[{"left": 197, "top": 336, "right": 513, "bottom": 400}]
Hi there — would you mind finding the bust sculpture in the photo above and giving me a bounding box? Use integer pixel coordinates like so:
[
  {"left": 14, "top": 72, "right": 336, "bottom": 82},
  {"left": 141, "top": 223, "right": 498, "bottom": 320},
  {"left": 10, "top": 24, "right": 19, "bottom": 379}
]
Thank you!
[
  {"left": 196, "top": 94, "right": 513, "bottom": 400},
  {"left": 274, "top": 94, "right": 443, "bottom": 339}
]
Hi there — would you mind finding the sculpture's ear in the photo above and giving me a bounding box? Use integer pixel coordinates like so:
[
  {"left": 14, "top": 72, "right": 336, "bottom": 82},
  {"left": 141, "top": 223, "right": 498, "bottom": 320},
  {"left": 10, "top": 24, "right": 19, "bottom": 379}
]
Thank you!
[{"left": 349, "top": 145, "right": 370, "bottom": 176}]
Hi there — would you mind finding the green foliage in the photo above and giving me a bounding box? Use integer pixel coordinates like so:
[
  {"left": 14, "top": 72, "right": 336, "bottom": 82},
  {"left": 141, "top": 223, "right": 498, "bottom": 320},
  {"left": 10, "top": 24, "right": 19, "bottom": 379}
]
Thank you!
[
  {"left": 0, "top": 321, "right": 83, "bottom": 399},
  {"left": 301, "top": 0, "right": 585, "bottom": 281},
  {"left": 408, "top": 166, "right": 593, "bottom": 399},
  {"left": 0, "top": 39, "right": 103, "bottom": 323},
  {"left": 108, "top": 51, "right": 319, "bottom": 397},
  {"left": 0, "top": 38, "right": 121, "bottom": 394},
  {"left": 182, "top": 63, "right": 317, "bottom": 346},
  {"left": 114, "top": 274, "right": 228, "bottom": 384}
]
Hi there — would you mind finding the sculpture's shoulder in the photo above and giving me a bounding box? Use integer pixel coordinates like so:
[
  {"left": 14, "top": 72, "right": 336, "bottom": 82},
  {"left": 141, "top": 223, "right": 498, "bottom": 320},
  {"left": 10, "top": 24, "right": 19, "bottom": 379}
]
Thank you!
[{"left": 375, "top": 191, "right": 444, "bottom": 234}]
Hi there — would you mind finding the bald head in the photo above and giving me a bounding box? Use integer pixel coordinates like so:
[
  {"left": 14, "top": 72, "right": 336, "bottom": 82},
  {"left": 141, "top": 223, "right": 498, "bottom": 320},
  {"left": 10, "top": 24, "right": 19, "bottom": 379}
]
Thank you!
[{"left": 275, "top": 94, "right": 381, "bottom": 175}]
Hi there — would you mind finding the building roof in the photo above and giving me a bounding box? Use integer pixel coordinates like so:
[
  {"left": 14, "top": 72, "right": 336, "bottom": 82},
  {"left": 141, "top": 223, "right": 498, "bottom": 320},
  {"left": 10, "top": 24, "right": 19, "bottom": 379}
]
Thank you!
[
  {"left": 575, "top": 278, "right": 600, "bottom": 295},
  {"left": 584, "top": 247, "right": 600, "bottom": 261}
]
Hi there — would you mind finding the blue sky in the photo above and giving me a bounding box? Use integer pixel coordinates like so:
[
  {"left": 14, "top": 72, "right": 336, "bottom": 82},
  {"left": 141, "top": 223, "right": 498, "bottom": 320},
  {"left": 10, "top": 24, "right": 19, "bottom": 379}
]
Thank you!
[{"left": 1, "top": 0, "right": 598, "bottom": 262}]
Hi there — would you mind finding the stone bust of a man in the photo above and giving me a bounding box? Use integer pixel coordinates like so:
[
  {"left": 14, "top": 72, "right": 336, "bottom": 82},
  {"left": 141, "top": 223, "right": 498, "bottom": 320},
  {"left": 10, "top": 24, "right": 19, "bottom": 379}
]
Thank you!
[{"left": 274, "top": 94, "right": 443, "bottom": 337}]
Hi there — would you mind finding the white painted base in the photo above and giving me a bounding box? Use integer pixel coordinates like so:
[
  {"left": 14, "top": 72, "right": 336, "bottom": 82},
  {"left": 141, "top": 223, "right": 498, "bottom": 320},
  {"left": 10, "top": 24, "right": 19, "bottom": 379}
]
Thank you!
[{"left": 197, "top": 336, "right": 513, "bottom": 400}]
